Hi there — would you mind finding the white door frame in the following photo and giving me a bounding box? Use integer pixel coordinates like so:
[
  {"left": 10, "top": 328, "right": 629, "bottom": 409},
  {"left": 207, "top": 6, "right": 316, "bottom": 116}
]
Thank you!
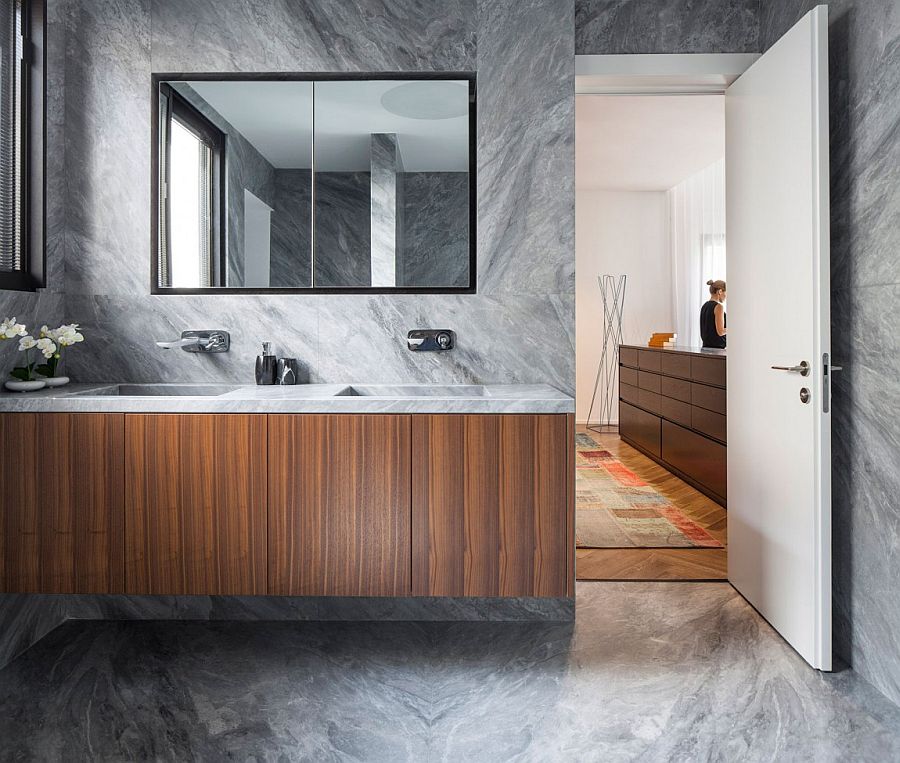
[{"left": 575, "top": 53, "right": 758, "bottom": 95}]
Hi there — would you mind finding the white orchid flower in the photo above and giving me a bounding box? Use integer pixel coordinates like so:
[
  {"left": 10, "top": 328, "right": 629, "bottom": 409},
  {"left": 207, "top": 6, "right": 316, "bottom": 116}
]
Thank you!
[
  {"left": 36, "top": 337, "right": 57, "bottom": 359},
  {"left": 0, "top": 317, "right": 27, "bottom": 339},
  {"left": 51, "top": 323, "right": 85, "bottom": 346},
  {"left": 18, "top": 335, "right": 37, "bottom": 351}
]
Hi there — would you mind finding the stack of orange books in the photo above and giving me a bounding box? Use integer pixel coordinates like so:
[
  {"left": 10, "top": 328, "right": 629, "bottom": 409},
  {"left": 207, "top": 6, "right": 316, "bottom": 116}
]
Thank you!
[{"left": 648, "top": 332, "right": 676, "bottom": 348}]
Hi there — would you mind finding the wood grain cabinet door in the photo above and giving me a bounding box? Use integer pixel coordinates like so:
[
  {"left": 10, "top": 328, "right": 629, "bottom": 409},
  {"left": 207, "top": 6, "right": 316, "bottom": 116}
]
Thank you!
[
  {"left": 268, "top": 414, "right": 411, "bottom": 596},
  {"left": 0, "top": 413, "right": 124, "bottom": 594},
  {"left": 125, "top": 414, "right": 267, "bottom": 595},
  {"left": 412, "top": 414, "right": 570, "bottom": 597}
]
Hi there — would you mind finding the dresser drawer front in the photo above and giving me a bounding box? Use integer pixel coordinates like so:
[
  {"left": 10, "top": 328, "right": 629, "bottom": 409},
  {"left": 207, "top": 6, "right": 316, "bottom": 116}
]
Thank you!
[
  {"left": 691, "top": 406, "right": 727, "bottom": 443},
  {"left": 662, "top": 420, "right": 726, "bottom": 499},
  {"left": 620, "top": 401, "right": 661, "bottom": 457},
  {"left": 660, "top": 375, "right": 691, "bottom": 403},
  {"left": 638, "top": 389, "right": 662, "bottom": 415},
  {"left": 691, "top": 356, "right": 726, "bottom": 387},
  {"left": 660, "top": 395, "right": 691, "bottom": 427},
  {"left": 660, "top": 353, "right": 692, "bottom": 379},
  {"left": 619, "top": 365, "right": 638, "bottom": 388},
  {"left": 620, "top": 383, "right": 640, "bottom": 407},
  {"left": 620, "top": 347, "right": 639, "bottom": 369},
  {"left": 692, "top": 382, "right": 726, "bottom": 414},
  {"left": 638, "top": 371, "right": 661, "bottom": 394},
  {"left": 638, "top": 350, "right": 662, "bottom": 372}
]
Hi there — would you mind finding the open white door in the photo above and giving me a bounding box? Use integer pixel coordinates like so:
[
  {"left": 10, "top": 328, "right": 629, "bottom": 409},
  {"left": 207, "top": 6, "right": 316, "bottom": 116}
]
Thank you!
[{"left": 726, "top": 6, "right": 831, "bottom": 670}]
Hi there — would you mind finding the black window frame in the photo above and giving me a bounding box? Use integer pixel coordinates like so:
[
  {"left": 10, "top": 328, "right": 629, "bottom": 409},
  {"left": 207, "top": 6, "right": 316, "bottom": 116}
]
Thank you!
[
  {"left": 150, "top": 72, "right": 477, "bottom": 295},
  {"left": 0, "top": 0, "right": 45, "bottom": 292},
  {"left": 157, "top": 83, "right": 226, "bottom": 289}
]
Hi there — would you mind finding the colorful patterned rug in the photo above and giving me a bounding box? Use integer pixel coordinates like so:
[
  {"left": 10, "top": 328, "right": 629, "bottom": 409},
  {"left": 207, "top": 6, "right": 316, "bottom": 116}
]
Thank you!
[{"left": 575, "top": 433, "right": 723, "bottom": 549}]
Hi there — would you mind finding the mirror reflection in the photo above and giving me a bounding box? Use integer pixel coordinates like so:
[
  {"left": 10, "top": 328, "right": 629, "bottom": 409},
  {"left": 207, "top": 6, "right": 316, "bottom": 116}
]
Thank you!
[{"left": 155, "top": 77, "right": 473, "bottom": 292}]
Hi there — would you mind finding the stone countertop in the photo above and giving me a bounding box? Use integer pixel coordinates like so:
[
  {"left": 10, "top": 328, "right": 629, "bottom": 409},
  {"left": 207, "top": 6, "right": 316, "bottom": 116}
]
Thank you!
[
  {"left": 620, "top": 344, "right": 726, "bottom": 358},
  {"left": 0, "top": 383, "right": 574, "bottom": 414}
]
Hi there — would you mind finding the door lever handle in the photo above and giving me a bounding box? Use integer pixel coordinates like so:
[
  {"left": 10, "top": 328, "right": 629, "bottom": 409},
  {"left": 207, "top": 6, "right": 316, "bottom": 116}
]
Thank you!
[{"left": 771, "top": 360, "right": 810, "bottom": 376}]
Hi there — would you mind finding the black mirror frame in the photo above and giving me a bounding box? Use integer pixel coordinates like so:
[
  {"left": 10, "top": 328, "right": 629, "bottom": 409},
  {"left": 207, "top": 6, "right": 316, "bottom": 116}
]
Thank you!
[{"left": 150, "top": 72, "right": 477, "bottom": 295}]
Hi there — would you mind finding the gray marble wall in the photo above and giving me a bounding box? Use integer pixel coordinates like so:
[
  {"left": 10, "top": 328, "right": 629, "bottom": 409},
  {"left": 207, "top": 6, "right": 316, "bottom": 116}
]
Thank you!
[
  {"left": 313, "top": 171, "right": 373, "bottom": 288},
  {"left": 760, "top": 0, "right": 900, "bottom": 709},
  {"left": 575, "top": 0, "right": 760, "bottom": 54},
  {"left": 270, "top": 170, "right": 313, "bottom": 288},
  {"left": 52, "top": 0, "right": 573, "bottom": 393},
  {"left": 398, "top": 172, "right": 469, "bottom": 287}
]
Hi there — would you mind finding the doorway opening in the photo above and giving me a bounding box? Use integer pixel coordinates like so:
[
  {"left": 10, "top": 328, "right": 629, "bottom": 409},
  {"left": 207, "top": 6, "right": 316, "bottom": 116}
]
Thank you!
[
  {"left": 576, "top": 88, "right": 729, "bottom": 581},
  {"left": 574, "top": 11, "right": 833, "bottom": 673}
]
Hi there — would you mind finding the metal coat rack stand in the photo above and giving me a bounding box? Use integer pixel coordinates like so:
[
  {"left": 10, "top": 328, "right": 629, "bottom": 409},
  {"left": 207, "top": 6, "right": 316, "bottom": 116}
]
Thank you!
[{"left": 586, "top": 274, "right": 626, "bottom": 433}]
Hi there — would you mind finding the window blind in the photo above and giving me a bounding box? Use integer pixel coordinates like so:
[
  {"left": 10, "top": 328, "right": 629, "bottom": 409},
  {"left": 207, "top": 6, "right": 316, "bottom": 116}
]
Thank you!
[{"left": 0, "top": 0, "right": 21, "bottom": 273}]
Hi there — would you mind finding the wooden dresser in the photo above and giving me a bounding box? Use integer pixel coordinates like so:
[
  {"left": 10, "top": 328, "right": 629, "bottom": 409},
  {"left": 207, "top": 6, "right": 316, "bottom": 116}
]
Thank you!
[{"left": 618, "top": 344, "right": 726, "bottom": 506}]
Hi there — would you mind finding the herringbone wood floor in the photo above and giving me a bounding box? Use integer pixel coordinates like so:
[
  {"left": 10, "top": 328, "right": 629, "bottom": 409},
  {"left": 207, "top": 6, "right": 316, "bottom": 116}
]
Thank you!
[{"left": 576, "top": 427, "right": 728, "bottom": 581}]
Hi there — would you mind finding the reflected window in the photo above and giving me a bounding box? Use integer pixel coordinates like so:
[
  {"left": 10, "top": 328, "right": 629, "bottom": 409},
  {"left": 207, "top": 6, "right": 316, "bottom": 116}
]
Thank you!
[{"left": 158, "top": 87, "right": 225, "bottom": 288}]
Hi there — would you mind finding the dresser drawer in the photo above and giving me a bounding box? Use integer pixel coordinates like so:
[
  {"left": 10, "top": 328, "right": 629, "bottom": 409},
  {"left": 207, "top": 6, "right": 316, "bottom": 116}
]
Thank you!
[
  {"left": 620, "top": 347, "right": 639, "bottom": 369},
  {"left": 660, "top": 395, "right": 691, "bottom": 427},
  {"left": 692, "top": 406, "right": 727, "bottom": 443},
  {"left": 691, "top": 355, "right": 726, "bottom": 387},
  {"left": 620, "top": 382, "right": 639, "bottom": 407},
  {"left": 662, "top": 420, "right": 726, "bottom": 499},
  {"left": 619, "top": 365, "right": 638, "bottom": 387},
  {"left": 660, "top": 353, "right": 692, "bottom": 379},
  {"left": 620, "top": 401, "right": 661, "bottom": 457},
  {"left": 638, "top": 370, "right": 661, "bottom": 394},
  {"left": 637, "top": 350, "right": 662, "bottom": 372},
  {"left": 692, "top": 382, "right": 726, "bottom": 415},
  {"left": 660, "top": 375, "right": 691, "bottom": 404},
  {"left": 638, "top": 389, "right": 662, "bottom": 415}
]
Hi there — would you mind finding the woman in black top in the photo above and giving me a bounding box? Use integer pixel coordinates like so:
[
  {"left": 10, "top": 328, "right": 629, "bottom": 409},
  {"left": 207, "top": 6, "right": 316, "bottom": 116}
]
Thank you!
[{"left": 700, "top": 279, "right": 727, "bottom": 349}]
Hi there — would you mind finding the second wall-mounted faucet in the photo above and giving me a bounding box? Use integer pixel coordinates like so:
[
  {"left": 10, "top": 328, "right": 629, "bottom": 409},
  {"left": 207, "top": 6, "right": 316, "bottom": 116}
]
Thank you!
[
  {"left": 407, "top": 329, "right": 454, "bottom": 351},
  {"left": 155, "top": 330, "right": 230, "bottom": 352}
]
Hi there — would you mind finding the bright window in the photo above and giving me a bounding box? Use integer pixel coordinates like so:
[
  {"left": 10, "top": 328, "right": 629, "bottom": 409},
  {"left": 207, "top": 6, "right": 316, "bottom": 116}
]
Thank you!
[
  {"left": 168, "top": 118, "right": 211, "bottom": 288},
  {"left": 158, "top": 86, "right": 224, "bottom": 289}
]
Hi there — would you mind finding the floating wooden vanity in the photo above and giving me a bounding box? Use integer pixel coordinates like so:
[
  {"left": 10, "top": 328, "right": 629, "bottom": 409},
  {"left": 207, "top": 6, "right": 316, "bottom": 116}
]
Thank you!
[
  {"left": 0, "top": 393, "right": 574, "bottom": 599},
  {"left": 618, "top": 345, "right": 727, "bottom": 506}
]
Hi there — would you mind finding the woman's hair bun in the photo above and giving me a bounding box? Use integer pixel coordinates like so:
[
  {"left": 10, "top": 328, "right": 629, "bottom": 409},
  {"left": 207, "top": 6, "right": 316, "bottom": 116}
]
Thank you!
[{"left": 706, "top": 280, "right": 714, "bottom": 286}]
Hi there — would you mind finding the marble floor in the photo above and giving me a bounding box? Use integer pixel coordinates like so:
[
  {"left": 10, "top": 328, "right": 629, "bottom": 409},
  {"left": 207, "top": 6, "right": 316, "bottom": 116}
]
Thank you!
[{"left": 2, "top": 583, "right": 900, "bottom": 761}]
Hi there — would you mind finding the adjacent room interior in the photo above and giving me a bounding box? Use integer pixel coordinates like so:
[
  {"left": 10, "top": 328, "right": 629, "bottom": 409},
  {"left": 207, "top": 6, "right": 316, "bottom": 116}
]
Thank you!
[{"left": 575, "top": 93, "right": 728, "bottom": 580}]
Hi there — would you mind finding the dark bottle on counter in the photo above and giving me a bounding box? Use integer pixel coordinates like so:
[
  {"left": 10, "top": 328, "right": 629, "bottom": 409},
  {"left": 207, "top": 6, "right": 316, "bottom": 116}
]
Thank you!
[{"left": 255, "top": 342, "right": 277, "bottom": 385}]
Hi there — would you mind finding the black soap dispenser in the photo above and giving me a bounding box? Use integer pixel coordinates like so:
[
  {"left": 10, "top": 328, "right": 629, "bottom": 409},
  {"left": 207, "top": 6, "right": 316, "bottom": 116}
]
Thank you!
[{"left": 255, "top": 342, "right": 277, "bottom": 385}]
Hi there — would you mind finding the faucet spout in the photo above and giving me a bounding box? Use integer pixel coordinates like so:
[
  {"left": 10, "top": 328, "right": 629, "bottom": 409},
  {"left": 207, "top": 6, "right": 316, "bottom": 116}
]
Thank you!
[{"left": 156, "top": 336, "right": 207, "bottom": 350}]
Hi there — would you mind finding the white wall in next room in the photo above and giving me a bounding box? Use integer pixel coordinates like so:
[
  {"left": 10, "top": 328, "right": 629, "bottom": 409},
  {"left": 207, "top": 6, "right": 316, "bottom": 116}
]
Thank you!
[{"left": 575, "top": 189, "right": 673, "bottom": 424}]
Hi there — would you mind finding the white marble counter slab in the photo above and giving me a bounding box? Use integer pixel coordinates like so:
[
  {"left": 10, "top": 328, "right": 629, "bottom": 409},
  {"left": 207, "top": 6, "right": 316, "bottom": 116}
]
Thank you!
[{"left": 0, "top": 383, "right": 574, "bottom": 414}]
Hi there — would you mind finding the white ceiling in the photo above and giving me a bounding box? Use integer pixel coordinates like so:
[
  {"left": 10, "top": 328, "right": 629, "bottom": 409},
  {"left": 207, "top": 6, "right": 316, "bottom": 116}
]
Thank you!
[
  {"left": 576, "top": 94, "right": 725, "bottom": 191},
  {"left": 185, "top": 80, "right": 470, "bottom": 173}
]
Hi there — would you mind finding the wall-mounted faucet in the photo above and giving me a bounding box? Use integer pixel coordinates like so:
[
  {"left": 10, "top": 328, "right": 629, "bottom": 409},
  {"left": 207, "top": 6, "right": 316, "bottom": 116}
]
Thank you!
[
  {"left": 407, "top": 329, "right": 454, "bottom": 351},
  {"left": 156, "top": 330, "right": 230, "bottom": 353}
]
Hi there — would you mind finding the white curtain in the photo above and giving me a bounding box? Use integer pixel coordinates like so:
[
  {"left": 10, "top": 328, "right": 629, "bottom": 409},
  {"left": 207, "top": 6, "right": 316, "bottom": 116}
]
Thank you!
[{"left": 669, "top": 159, "right": 726, "bottom": 348}]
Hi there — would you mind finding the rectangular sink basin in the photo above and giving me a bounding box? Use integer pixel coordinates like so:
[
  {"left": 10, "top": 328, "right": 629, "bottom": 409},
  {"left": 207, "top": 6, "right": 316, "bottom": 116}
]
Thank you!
[
  {"left": 70, "top": 384, "right": 243, "bottom": 397},
  {"left": 339, "top": 385, "right": 487, "bottom": 397}
]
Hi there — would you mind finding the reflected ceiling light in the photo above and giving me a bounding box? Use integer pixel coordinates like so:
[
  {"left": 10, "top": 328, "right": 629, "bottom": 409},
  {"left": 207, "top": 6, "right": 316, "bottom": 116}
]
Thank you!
[{"left": 380, "top": 82, "right": 468, "bottom": 120}]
